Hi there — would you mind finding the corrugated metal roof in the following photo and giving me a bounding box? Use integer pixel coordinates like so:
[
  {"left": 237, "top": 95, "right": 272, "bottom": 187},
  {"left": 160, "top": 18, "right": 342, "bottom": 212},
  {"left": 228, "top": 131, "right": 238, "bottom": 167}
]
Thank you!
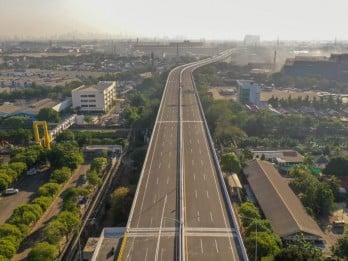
[{"left": 243, "top": 159, "right": 323, "bottom": 239}]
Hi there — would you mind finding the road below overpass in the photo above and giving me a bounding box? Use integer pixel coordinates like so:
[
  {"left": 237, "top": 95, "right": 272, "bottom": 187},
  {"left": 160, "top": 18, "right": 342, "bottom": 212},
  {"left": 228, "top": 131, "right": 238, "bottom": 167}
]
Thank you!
[{"left": 120, "top": 51, "right": 248, "bottom": 261}]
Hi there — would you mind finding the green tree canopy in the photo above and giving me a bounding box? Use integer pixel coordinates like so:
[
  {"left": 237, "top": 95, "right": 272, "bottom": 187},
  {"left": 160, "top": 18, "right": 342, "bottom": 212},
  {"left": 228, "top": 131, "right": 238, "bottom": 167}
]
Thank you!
[
  {"left": 27, "top": 242, "right": 58, "bottom": 261},
  {"left": 324, "top": 156, "right": 348, "bottom": 177},
  {"left": 55, "top": 130, "right": 75, "bottom": 143},
  {"left": 50, "top": 167, "right": 71, "bottom": 184},
  {"left": 332, "top": 234, "right": 348, "bottom": 259},
  {"left": 90, "top": 157, "right": 108, "bottom": 173},
  {"left": 38, "top": 182, "right": 60, "bottom": 197},
  {"left": 37, "top": 108, "right": 59, "bottom": 123},
  {"left": 220, "top": 152, "right": 241, "bottom": 173},
  {"left": 49, "top": 142, "right": 83, "bottom": 170},
  {"left": 111, "top": 186, "right": 135, "bottom": 225},
  {"left": 245, "top": 231, "right": 281, "bottom": 260},
  {"left": 239, "top": 202, "right": 261, "bottom": 226}
]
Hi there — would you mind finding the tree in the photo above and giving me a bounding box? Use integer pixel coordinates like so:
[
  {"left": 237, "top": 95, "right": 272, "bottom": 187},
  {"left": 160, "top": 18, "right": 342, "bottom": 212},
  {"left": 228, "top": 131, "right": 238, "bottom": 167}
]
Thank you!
[
  {"left": 111, "top": 186, "right": 135, "bottom": 225},
  {"left": 32, "top": 196, "right": 53, "bottom": 212},
  {"left": 239, "top": 202, "right": 261, "bottom": 226},
  {"left": 245, "top": 231, "right": 281, "bottom": 260},
  {"left": 49, "top": 142, "right": 83, "bottom": 170},
  {"left": 50, "top": 167, "right": 71, "bottom": 184},
  {"left": 38, "top": 183, "right": 60, "bottom": 197},
  {"left": 90, "top": 157, "right": 108, "bottom": 173},
  {"left": 9, "top": 204, "right": 43, "bottom": 227},
  {"left": 277, "top": 234, "right": 323, "bottom": 260},
  {"left": 332, "top": 235, "right": 348, "bottom": 258},
  {"left": 86, "top": 170, "right": 101, "bottom": 186},
  {"left": 246, "top": 219, "right": 273, "bottom": 236},
  {"left": 324, "top": 156, "right": 348, "bottom": 177},
  {"left": 56, "top": 211, "right": 80, "bottom": 240},
  {"left": 0, "top": 238, "right": 17, "bottom": 259},
  {"left": 37, "top": 108, "right": 59, "bottom": 123},
  {"left": 220, "top": 152, "right": 241, "bottom": 173},
  {"left": 44, "top": 220, "right": 66, "bottom": 244},
  {"left": 0, "top": 224, "right": 23, "bottom": 247},
  {"left": 28, "top": 242, "right": 58, "bottom": 261},
  {"left": 55, "top": 130, "right": 75, "bottom": 143}
]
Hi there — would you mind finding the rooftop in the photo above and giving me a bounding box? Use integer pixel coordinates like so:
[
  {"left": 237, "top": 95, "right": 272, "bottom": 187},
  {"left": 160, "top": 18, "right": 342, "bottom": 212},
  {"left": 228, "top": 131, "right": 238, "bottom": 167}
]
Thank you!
[
  {"left": 243, "top": 159, "right": 324, "bottom": 239},
  {"left": 252, "top": 150, "right": 304, "bottom": 163},
  {"left": 73, "top": 81, "right": 115, "bottom": 93}
]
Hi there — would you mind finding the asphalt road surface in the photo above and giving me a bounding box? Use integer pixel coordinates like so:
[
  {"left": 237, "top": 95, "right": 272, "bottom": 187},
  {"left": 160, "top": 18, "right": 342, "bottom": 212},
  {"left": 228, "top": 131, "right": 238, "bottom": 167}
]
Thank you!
[
  {"left": 122, "top": 52, "right": 245, "bottom": 261},
  {"left": 0, "top": 170, "right": 50, "bottom": 224}
]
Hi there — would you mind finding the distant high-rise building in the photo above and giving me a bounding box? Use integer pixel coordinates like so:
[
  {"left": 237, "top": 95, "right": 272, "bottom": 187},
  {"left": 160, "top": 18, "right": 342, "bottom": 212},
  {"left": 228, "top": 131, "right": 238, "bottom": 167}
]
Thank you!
[
  {"left": 237, "top": 80, "right": 260, "bottom": 105},
  {"left": 243, "top": 35, "right": 260, "bottom": 46}
]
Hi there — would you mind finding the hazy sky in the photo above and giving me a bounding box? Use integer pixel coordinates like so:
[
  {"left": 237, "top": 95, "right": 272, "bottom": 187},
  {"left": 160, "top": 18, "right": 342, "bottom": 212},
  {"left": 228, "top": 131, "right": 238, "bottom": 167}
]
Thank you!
[{"left": 1, "top": 0, "right": 348, "bottom": 40}]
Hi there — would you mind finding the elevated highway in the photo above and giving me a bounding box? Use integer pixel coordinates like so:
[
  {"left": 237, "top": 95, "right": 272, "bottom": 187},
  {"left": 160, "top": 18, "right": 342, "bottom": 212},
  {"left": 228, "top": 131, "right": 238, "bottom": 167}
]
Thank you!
[{"left": 120, "top": 50, "right": 248, "bottom": 261}]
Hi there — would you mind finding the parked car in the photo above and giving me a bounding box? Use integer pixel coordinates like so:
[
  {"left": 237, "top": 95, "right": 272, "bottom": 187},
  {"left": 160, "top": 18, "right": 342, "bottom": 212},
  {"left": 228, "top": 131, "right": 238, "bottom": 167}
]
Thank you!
[
  {"left": 26, "top": 168, "right": 37, "bottom": 175},
  {"left": 4, "top": 188, "right": 19, "bottom": 195}
]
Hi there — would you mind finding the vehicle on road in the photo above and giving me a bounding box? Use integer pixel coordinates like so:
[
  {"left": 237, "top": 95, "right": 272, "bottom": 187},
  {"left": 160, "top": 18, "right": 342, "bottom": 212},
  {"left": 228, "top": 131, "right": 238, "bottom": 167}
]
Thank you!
[
  {"left": 4, "top": 188, "right": 19, "bottom": 195},
  {"left": 26, "top": 167, "right": 37, "bottom": 175}
]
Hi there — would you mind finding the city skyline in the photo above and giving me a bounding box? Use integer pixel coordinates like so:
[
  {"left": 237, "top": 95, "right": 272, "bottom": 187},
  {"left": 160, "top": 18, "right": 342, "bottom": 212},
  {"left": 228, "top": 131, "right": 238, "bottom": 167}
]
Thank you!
[{"left": 1, "top": 0, "right": 348, "bottom": 41}]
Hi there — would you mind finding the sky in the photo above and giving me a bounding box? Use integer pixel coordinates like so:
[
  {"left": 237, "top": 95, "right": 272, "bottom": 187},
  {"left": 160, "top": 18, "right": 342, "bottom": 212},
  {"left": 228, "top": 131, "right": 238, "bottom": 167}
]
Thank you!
[{"left": 1, "top": 0, "right": 348, "bottom": 41}]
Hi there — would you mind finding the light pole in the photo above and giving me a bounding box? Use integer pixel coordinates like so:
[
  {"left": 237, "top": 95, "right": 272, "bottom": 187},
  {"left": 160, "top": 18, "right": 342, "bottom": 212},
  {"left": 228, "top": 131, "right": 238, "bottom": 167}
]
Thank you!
[{"left": 240, "top": 215, "right": 258, "bottom": 261}]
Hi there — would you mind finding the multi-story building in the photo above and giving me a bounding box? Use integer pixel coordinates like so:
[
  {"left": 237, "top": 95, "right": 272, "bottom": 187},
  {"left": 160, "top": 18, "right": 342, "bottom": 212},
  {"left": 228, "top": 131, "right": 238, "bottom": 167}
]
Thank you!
[
  {"left": 237, "top": 80, "right": 260, "bottom": 105},
  {"left": 72, "top": 81, "right": 116, "bottom": 112},
  {"left": 282, "top": 53, "right": 348, "bottom": 81}
]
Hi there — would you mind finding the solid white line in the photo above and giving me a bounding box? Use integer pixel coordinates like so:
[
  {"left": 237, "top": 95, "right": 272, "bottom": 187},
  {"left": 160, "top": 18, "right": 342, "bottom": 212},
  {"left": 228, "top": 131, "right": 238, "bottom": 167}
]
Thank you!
[{"left": 154, "top": 195, "right": 167, "bottom": 261}]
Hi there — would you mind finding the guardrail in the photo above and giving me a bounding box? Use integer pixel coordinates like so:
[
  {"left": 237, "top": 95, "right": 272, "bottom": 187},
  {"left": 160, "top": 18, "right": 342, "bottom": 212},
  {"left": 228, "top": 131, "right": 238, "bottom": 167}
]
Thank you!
[{"left": 189, "top": 55, "right": 249, "bottom": 261}]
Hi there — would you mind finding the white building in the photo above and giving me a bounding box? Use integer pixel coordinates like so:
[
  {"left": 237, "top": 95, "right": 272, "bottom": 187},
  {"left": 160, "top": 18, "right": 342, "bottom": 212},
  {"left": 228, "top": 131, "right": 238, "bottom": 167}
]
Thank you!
[
  {"left": 72, "top": 81, "right": 116, "bottom": 112},
  {"left": 237, "top": 80, "right": 260, "bottom": 105}
]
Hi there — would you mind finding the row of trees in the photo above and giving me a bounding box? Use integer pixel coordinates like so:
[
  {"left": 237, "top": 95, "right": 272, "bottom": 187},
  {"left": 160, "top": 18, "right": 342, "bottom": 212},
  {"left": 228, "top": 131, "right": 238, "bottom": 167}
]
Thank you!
[
  {"left": 28, "top": 156, "right": 108, "bottom": 260},
  {"left": 0, "top": 138, "right": 84, "bottom": 260},
  {"left": 0, "top": 167, "right": 70, "bottom": 259},
  {"left": 268, "top": 94, "right": 345, "bottom": 111}
]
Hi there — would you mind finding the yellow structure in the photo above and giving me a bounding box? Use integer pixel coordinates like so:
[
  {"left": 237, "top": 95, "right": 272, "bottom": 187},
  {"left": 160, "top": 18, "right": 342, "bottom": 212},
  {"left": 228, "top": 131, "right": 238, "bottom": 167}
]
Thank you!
[{"left": 33, "top": 121, "right": 51, "bottom": 149}]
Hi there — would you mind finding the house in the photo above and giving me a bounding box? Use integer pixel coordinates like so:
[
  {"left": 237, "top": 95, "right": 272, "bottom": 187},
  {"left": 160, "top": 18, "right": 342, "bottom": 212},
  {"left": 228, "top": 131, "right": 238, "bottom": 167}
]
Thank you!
[
  {"left": 243, "top": 159, "right": 324, "bottom": 242},
  {"left": 252, "top": 150, "right": 304, "bottom": 173}
]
